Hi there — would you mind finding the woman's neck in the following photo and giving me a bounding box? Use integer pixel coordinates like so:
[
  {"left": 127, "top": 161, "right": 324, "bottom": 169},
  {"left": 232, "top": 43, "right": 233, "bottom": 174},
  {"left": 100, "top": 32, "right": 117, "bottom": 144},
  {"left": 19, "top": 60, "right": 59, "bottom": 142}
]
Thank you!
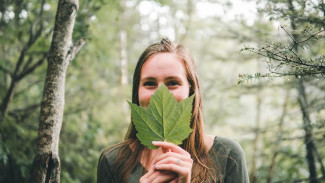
[
  {"left": 141, "top": 147, "right": 164, "bottom": 171},
  {"left": 129, "top": 141, "right": 164, "bottom": 171}
]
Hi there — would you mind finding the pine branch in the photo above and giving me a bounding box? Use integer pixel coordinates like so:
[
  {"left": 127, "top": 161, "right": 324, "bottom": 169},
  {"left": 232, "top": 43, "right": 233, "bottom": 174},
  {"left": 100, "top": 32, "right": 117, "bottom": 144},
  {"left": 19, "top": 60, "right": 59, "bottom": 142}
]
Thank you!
[{"left": 240, "top": 26, "right": 325, "bottom": 82}]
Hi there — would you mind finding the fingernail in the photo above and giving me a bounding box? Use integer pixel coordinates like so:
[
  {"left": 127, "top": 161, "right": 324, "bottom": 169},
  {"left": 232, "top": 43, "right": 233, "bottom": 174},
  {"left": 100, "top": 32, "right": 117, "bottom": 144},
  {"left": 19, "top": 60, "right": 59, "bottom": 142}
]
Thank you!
[{"left": 152, "top": 141, "right": 160, "bottom": 144}]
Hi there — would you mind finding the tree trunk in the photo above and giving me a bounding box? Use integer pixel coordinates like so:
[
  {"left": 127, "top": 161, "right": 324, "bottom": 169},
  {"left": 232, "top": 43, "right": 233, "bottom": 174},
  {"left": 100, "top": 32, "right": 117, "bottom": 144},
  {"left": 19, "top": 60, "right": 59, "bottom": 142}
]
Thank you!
[
  {"left": 286, "top": 0, "right": 318, "bottom": 181},
  {"left": 120, "top": 30, "right": 128, "bottom": 86},
  {"left": 31, "top": 0, "right": 84, "bottom": 182},
  {"left": 179, "top": 0, "right": 193, "bottom": 42},
  {"left": 266, "top": 89, "right": 290, "bottom": 183},
  {"left": 297, "top": 78, "right": 318, "bottom": 183},
  {"left": 313, "top": 145, "right": 325, "bottom": 181},
  {"left": 249, "top": 83, "right": 262, "bottom": 183},
  {"left": 119, "top": 0, "right": 128, "bottom": 86},
  {"left": 0, "top": 79, "right": 17, "bottom": 117}
]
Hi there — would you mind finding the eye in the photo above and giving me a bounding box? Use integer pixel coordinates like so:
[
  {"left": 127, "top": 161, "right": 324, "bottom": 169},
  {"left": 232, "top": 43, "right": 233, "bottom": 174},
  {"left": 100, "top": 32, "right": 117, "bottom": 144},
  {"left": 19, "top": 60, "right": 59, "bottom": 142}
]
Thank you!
[
  {"left": 166, "top": 81, "right": 180, "bottom": 87},
  {"left": 144, "top": 81, "right": 156, "bottom": 87}
]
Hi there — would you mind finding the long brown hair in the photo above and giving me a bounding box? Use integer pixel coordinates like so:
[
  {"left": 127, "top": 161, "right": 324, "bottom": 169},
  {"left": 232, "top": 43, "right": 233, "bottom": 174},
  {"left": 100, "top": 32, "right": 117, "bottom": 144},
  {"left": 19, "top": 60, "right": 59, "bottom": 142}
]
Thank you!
[{"left": 112, "top": 38, "right": 217, "bottom": 182}]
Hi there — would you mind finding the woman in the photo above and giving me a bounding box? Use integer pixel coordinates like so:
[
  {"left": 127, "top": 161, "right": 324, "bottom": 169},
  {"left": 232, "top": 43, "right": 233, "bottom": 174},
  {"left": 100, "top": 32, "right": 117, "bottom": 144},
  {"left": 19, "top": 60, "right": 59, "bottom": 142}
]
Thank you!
[{"left": 97, "top": 38, "right": 249, "bottom": 183}]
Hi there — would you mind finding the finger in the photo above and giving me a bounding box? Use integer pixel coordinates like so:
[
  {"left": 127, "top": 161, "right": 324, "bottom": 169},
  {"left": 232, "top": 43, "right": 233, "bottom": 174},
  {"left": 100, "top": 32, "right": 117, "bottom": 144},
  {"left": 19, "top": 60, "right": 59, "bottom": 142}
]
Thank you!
[
  {"left": 140, "top": 168, "right": 155, "bottom": 181},
  {"left": 162, "top": 147, "right": 171, "bottom": 153},
  {"left": 153, "top": 152, "right": 193, "bottom": 165},
  {"left": 146, "top": 170, "right": 177, "bottom": 183},
  {"left": 153, "top": 172, "right": 178, "bottom": 183},
  {"left": 154, "top": 156, "right": 192, "bottom": 168},
  {"left": 152, "top": 141, "right": 189, "bottom": 155},
  {"left": 154, "top": 164, "right": 191, "bottom": 177},
  {"left": 169, "top": 177, "right": 179, "bottom": 183}
]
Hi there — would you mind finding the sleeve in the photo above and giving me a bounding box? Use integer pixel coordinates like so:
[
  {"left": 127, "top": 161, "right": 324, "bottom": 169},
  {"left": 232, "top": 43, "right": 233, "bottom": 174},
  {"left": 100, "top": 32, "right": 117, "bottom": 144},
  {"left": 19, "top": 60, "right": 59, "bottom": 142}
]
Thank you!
[
  {"left": 223, "top": 138, "right": 250, "bottom": 183},
  {"left": 97, "top": 151, "right": 118, "bottom": 183}
]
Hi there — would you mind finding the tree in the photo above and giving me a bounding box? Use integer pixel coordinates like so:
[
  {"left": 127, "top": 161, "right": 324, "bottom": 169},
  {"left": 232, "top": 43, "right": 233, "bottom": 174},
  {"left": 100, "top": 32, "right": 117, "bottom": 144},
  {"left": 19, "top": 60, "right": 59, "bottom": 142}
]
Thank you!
[
  {"left": 266, "top": 89, "right": 290, "bottom": 183},
  {"left": 0, "top": 0, "right": 55, "bottom": 181},
  {"left": 0, "top": 0, "right": 50, "bottom": 119},
  {"left": 240, "top": 0, "right": 325, "bottom": 181},
  {"left": 31, "top": 0, "right": 84, "bottom": 182},
  {"left": 119, "top": 0, "right": 128, "bottom": 86},
  {"left": 240, "top": 0, "right": 325, "bottom": 80}
]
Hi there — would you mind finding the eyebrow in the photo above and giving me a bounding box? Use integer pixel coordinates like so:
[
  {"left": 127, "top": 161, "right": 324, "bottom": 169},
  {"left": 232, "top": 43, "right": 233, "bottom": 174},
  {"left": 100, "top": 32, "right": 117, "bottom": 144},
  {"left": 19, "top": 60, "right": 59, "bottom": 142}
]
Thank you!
[
  {"left": 140, "top": 77, "right": 156, "bottom": 82},
  {"left": 165, "top": 76, "right": 182, "bottom": 81},
  {"left": 140, "top": 76, "right": 182, "bottom": 81}
]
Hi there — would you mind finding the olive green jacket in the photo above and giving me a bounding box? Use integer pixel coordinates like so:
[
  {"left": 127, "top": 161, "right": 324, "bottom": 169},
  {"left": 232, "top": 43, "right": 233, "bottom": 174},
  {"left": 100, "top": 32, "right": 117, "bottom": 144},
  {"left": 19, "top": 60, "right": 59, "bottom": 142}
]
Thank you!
[{"left": 97, "top": 136, "right": 249, "bottom": 183}]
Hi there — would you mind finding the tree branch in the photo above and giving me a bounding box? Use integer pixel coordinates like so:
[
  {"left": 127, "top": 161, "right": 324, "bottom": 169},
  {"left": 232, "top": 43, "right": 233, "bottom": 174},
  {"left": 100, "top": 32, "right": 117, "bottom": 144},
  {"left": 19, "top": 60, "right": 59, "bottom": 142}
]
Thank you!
[
  {"left": 13, "top": 0, "right": 45, "bottom": 78},
  {"left": 297, "top": 29, "right": 325, "bottom": 45},
  {"left": 17, "top": 53, "right": 47, "bottom": 81},
  {"left": 66, "top": 39, "right": 85, "bottom": 62},
  {"left": 0, "top": 64, "right": 12, "bottom": 77},
  {"left": 21, "top": 56, "right": 34, "bottom": 74},
  {"left": 14, "top": 80, "right": 43, "bottom": 97},
  {"left": 7, "top": 103, "right": 40, "bottom": 122},
  {"left": 252, "top": 48, "right": 325, "bottom": 70}
]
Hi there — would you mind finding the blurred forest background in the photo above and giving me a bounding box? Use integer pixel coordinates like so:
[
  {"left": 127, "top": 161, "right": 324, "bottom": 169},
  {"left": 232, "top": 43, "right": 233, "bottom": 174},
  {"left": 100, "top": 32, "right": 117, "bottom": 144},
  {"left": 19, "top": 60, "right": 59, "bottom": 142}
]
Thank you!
[{"left": 0, "top": 0, "right": 324, "bottom": 182}]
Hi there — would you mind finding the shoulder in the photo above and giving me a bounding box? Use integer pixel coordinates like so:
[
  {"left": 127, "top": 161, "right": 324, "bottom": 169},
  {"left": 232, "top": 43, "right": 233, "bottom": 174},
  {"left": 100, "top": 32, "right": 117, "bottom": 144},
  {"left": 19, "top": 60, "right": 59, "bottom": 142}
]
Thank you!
[
  {"left": 98, "top": 145, "right": 120, "bottom": 171},
  {"left": 208, "top": 136, "right": 247, "bottom": 171},
  {"left": 99, "top": 144, "right": 121, "bottom": 165},
  {"left": 213, "top": 136, "right": 245, "bottom": 158},
  {"left": 210, "top": 136, "right": 249, "bottom": 182},
  {"left": 97, "top": 144, "right": 125, "bottom": 183},
  {"left": 98, "top": 145, "right": 120, "bottom": 172}
]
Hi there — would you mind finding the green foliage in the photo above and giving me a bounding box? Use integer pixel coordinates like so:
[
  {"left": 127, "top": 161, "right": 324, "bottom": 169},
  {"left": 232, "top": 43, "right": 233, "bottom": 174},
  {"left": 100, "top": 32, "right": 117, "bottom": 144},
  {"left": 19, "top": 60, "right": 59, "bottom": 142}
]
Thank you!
[
  {"left": 0, "top": 115, "right": 38, "bottom": 182},
  {"left": 239, "top": 0, "right": 325, "bottom": 182},
  {"left": 128, "top": 84, "right": 194, "bottom": 149},
  {"left": 240, "top": 26, "right": 325, "bottom": 81},
  {"left": 1, "top": 0, "right": 324, "bottom": 182},
  {"left": 0, "top": 0, "right": 109, "bottom": 182}
]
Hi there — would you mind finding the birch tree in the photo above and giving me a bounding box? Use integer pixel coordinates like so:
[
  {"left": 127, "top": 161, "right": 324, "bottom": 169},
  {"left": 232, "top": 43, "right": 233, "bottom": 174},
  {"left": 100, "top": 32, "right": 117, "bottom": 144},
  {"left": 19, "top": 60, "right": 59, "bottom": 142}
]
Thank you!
[{"left": 31, "top": 0, "right": 84, "bottom": 182}]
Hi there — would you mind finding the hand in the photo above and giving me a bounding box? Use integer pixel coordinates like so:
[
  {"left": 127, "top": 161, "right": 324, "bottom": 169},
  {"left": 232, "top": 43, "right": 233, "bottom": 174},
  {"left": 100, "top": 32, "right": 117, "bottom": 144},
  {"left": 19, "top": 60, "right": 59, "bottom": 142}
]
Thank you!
[
  {"left": 139, "top": 168, "right": 178, "bottom": 183},
  {"left": 152, "top": 141, "right": 193, "bottom": 183}
]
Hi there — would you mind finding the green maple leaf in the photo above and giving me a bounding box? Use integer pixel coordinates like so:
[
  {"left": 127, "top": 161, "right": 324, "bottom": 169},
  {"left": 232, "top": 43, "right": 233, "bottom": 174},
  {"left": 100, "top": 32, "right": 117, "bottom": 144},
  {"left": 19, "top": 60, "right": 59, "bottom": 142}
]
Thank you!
[{"left": 128, "top": 84, "right": 194, "bottom": 149}]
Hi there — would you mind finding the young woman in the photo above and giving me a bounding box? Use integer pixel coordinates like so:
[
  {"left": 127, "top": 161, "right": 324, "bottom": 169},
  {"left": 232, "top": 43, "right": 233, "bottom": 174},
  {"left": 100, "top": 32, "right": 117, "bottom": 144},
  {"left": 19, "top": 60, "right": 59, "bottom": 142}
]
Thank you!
[{"left": 97, "top": 38, "right": 249, "bottom": 183}]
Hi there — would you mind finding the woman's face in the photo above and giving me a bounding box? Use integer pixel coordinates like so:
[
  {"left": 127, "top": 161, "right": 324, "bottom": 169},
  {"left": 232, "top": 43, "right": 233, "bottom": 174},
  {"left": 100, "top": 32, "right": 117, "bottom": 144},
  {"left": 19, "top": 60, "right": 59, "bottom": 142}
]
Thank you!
[{"left": 138, "top": 53, "right": 190, "bottom": 108}]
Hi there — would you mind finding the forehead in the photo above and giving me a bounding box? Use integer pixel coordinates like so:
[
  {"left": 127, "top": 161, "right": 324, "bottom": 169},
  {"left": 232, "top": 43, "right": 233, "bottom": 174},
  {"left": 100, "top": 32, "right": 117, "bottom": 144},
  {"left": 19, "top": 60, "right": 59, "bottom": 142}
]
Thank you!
[{"left": 140, "top": 53, "right": 186, "bottom": 77}]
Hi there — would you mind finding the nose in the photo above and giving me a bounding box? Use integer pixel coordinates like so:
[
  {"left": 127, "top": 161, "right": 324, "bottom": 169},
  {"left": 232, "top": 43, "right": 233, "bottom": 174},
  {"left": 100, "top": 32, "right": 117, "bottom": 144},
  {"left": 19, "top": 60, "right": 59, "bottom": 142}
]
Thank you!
[{"left": 157, "top": 82, "right": 164, "bottom": 87}]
